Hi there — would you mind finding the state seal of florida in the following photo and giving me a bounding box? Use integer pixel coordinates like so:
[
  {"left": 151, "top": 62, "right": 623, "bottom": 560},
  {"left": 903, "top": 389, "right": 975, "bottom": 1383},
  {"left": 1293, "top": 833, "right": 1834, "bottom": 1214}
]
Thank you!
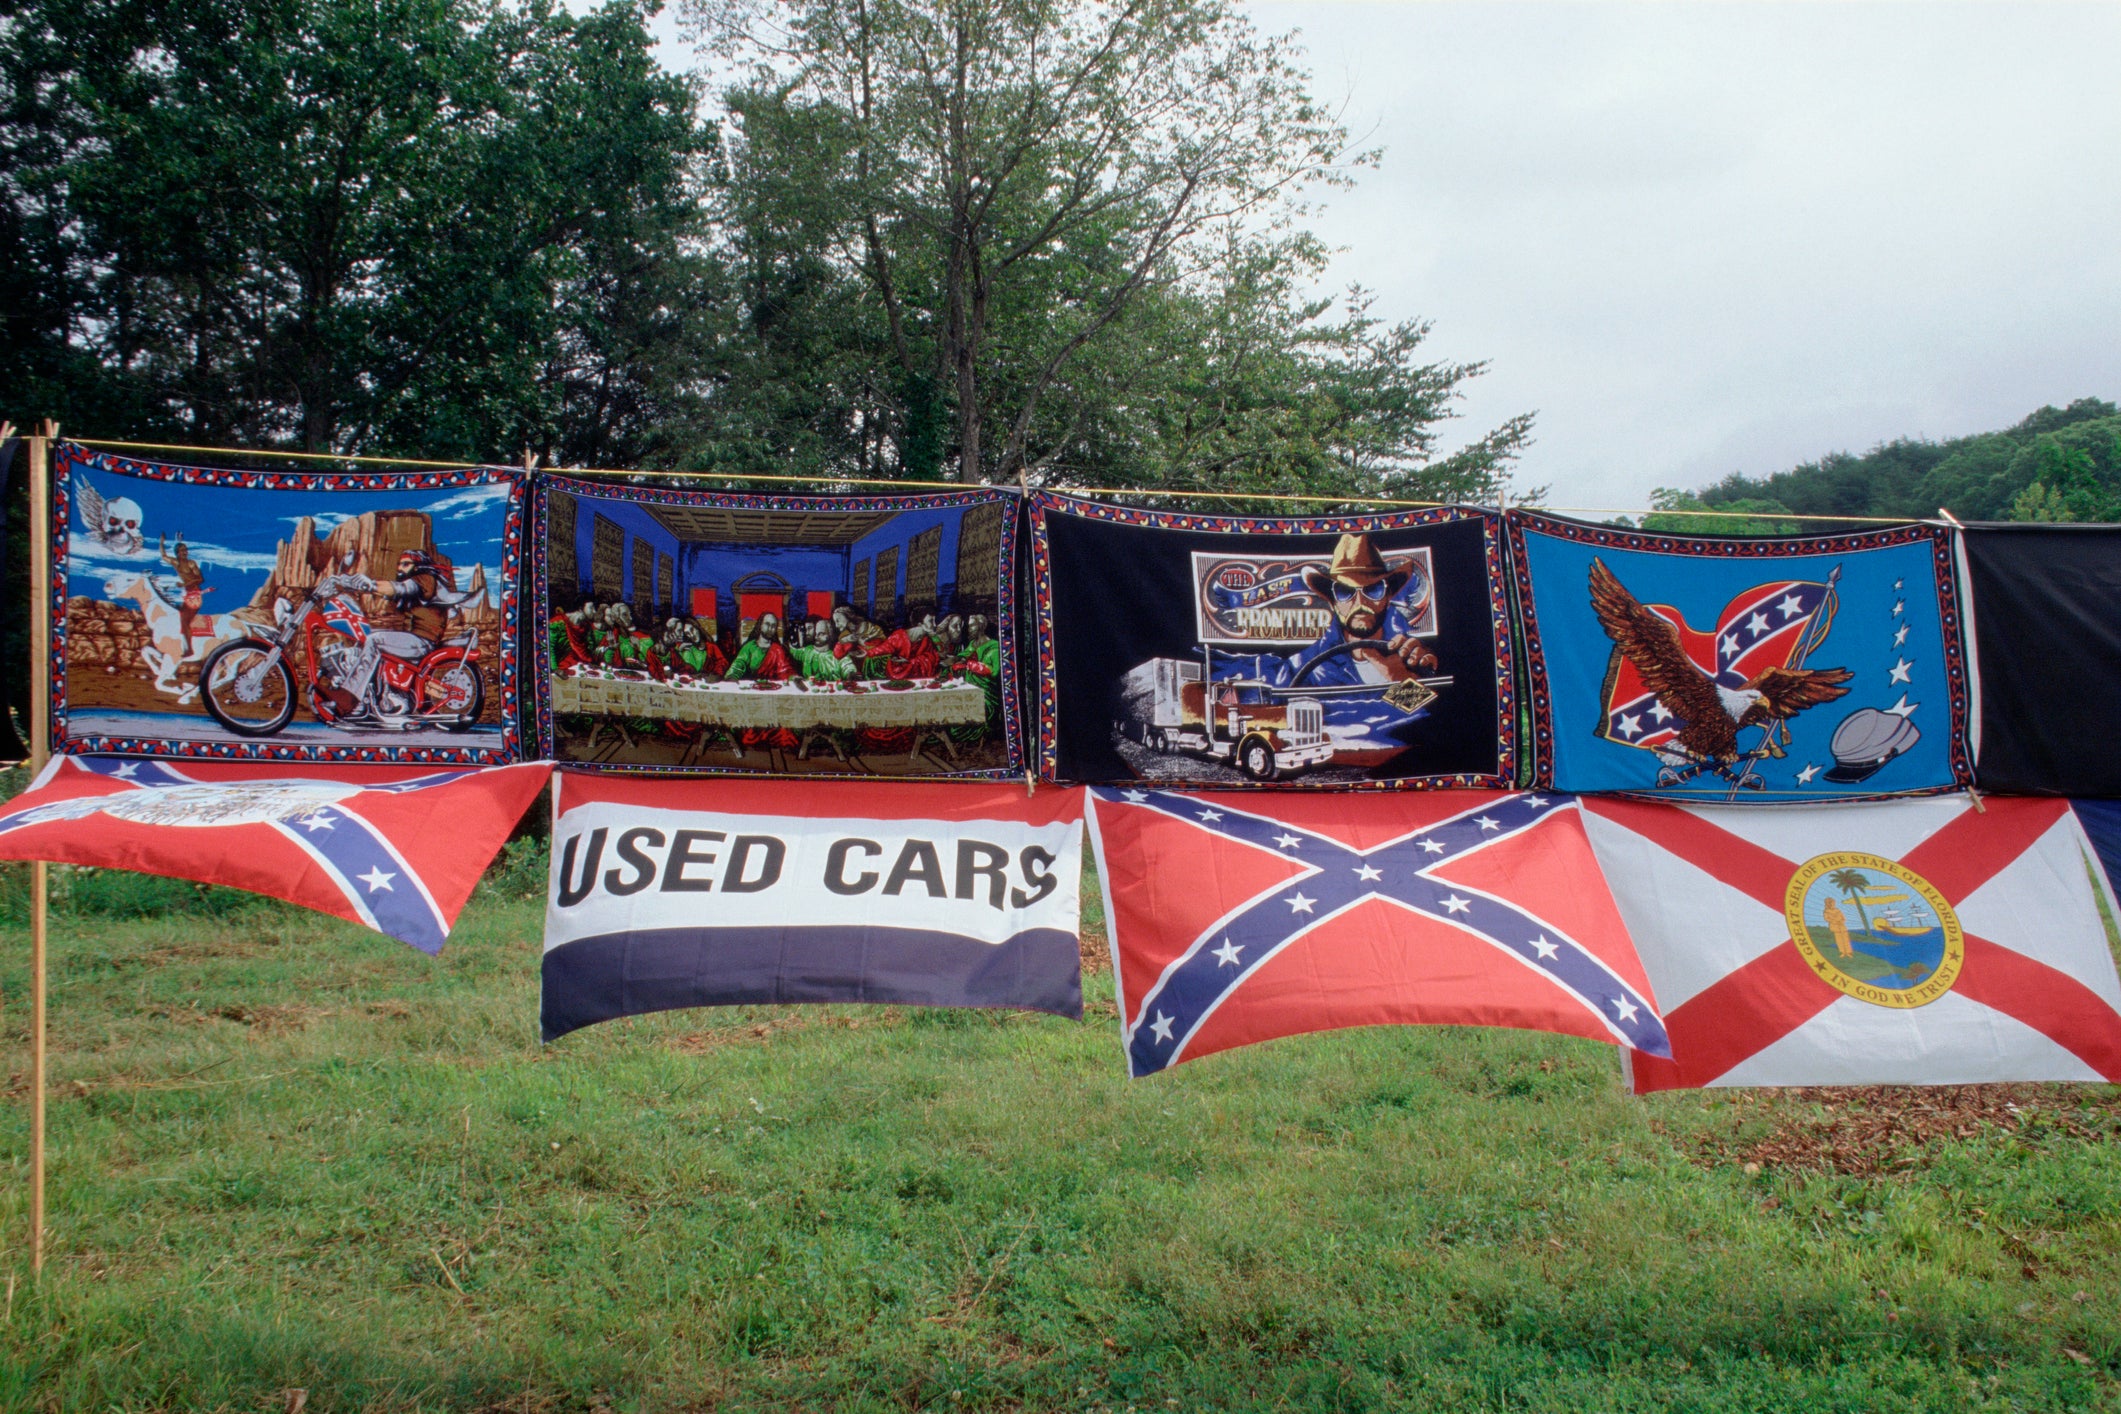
[{"left": 1785, "top": 852, "right": 1963, "bottom": 1008}]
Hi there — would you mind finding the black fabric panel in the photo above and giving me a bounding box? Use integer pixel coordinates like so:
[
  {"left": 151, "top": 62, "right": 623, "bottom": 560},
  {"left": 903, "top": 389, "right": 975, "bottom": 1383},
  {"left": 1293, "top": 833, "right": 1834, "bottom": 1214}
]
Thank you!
[
  {"left": 1043, "top": 509, "right": 1508, "bottom": 786},
  {"left": 540, "top": 923, "right": 1084, "bottom": 1040},
  {"left": 0, "top": 438, "right": 24, "bottom": 759},
  {"left": 1965, "top": 525, "right": 2121, "bottom": 795}
]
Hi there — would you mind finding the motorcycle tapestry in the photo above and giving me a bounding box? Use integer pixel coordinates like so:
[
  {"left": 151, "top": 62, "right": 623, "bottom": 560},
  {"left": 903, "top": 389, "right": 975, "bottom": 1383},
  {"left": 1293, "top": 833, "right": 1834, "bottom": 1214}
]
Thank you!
[
  {"left": 532, "top": 476, "right": 1023, "bottom": 778},
  {"left": 1509, "top": 510, "right": 1972, "bottom": 800},
  {"left": 1959, "top": 524, "right": 2121, "bottom": 796},
  {"left": 50, "top": 444, "right": 526, "bottom": 764},
  {"left": 1029, "top": 493, "right": 1517, "bottom": 789}
]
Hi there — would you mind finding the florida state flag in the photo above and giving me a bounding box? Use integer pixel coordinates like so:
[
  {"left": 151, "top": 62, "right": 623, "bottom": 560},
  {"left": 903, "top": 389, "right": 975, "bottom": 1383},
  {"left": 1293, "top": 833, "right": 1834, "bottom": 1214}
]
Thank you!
[
  {"left": 1581, "top": 795, "right": 2121, "bottom": 1091},
  {"left": 0, "top": 755, "right": 552, "bottom": 952},
  {"left": 1086, "top": 787, "right": 1667, "bottom": 1076}
]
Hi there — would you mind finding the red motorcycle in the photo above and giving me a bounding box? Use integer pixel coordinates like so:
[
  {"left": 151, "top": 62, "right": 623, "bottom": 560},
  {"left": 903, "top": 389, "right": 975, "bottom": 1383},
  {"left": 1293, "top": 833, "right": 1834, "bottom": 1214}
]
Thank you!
[{"left": 199, "top": 574, "right": 484, "bottom": 737}]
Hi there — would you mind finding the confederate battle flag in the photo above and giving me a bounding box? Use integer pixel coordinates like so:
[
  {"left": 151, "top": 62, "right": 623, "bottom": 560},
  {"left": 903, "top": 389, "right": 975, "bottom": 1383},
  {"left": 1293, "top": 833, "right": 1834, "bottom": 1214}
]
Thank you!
[
  {"left": 1086, "top": 787, "right": 1668, "bottom": 1076},
  {"left": 0, "top": 755, "right": 551, "bottom": 952}
]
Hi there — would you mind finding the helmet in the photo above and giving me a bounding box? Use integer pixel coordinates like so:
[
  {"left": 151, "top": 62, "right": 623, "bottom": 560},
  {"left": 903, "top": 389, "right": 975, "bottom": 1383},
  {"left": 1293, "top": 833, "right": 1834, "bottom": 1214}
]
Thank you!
[{"left": 396, "top": 547, "right": 439, "bottom": 577}]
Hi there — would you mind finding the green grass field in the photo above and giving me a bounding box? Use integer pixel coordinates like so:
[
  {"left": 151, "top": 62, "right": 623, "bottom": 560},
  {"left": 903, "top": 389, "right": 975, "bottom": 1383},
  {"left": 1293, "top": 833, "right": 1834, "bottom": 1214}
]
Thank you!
[{"left": 0, "top": 853, "right": 2117, "bottom": 1413}]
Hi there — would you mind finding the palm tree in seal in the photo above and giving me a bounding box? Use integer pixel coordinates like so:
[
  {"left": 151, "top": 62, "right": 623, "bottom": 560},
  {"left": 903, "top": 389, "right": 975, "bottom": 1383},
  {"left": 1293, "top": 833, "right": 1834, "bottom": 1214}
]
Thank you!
[{"left": 1827, "top": 868, "right": 1879, "bottom": 941}]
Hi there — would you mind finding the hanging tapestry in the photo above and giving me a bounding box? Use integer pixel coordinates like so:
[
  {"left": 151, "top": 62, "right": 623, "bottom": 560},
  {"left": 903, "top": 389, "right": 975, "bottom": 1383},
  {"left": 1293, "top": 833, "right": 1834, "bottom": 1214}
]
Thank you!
[
  {"left": 1087, "top": 787, "right": 1666, "bottom": 1075},
  {"left": 533, "top": 476, "right": 1023, "bottom": 778},
  {"left": 1509, "top": 510, "right": 1971, "bottom": 799},
  {"left": 0, "top": 755, "right": 551, "bottom": 953},
  {"left": 1959, "top": 523, "right": 2121, "bottom": 795},
  {"left": 1030, "top": 494, "right": 1517, "bottom": 789},
  {"left": 541, "top": 773, "right": 1084, "bottom": 1040},
  {"left": 51, "top": 443, "right": 526, "bottom": 764},
  {"left": 1581, "top": 795, "right": 2121, "bottom": 1091}
]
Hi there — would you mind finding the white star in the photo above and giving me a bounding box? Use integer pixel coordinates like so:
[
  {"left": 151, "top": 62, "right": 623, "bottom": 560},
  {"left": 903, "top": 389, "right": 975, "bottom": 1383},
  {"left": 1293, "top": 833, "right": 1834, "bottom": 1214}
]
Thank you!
[
  {"left": 1888, "top": 658, "right": 1912, "bottom": 685},
  {"left": 1148, "top": 1011, "right": 1175, "bottom": 1044},
  {"left": 1610, "top": 995, "right": 1641, "bottom": 1024},
  {"left": 111, "top": 762, "right": 140, "bottom": 779},
  {"left": 1616, "top": 713, "right": 1643, "bottom": 738},
  {"left": 1893, "top": 624, "right": 1909, "bottom": 648},
  {"left": 1796, "top": 763, "right": 1820, "bottom": 784},
  {"left": 1285, "top": 892, "right": 1316, "bottom": 914},
  {"left": 1893, "top": 577, "right": 1904, "bottom": 591},
  {"left": 1885, "top": 694, "right": 1919, "bottom": 719},
  {"left": 1777, "top": 594, "right": 1805, "bottom": 619},
  {"left": 1273, "top": 833, "right": 1303, "bottom": 849},
  {"left": 357, "top": 866, "right": 396, "bottom": 894},
  {"left": 1441, "top": 894, "right": 1471, "bottom": 915},
  {"left": 1196, "top": 808, "right": 1223, "bottom": 822},
  {"left": 1522, "top": 794, "right": 1549, "bottom": 808},
  {"left": 1530, "top": 935, "right": 1559, "bottom": 960},
  {"left": 1745, "top": 611, "right": 1771, "bottom": 637},
  {"left": 300, "top": 812, "right": 337, "bottom": 833},
  {"left": 1353, "top": 863, "right": 1383, "bottom": 881},
  {"left": 1212, "top": 938, "right": 1244, "bottom": 967},
  {"left": 1892, "top": 600, "right": 1905, "bottom": 617},
  {"left": 1721, "top": 632, "right": 1742, "bottom": 658},
  {"left": 1648, "top": 701, "right": 1672, "bottom": 723},
  {"left": 1121, "top": 789, "right": 1148, "bottom": 803},
  {"left": 1419, "top": 838, "right": 1447, "bottom": 855},
  {"left": 1475, "top": 816, "right": 1500, "bottom": 831}
]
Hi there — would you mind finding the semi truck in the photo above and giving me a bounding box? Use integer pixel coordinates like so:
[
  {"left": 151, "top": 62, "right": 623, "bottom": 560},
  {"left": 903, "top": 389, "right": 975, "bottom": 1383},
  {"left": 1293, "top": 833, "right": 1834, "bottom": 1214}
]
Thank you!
[{"left": 1115, "top": 654, "right": 1333, "bottom": 781}]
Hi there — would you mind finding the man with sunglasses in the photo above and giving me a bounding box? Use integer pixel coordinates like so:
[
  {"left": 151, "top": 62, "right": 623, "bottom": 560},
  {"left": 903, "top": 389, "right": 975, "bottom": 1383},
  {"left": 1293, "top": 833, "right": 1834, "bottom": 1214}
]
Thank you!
[{"left": 1280, "top": 533, "right": 1440, "bottom": 686}]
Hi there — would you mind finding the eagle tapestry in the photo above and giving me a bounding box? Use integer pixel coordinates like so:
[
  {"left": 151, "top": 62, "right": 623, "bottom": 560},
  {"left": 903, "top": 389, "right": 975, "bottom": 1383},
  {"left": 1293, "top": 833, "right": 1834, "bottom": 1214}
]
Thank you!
[
  {"left": 1508, "top": 510, "right": 1972, "bottom": 800},
  {"left": 531, "top": 476, "right": 1023, "bottom": 778},
  {"left": 1030, "top": 493, "right": 1517, "bottom": 789},
  {"left": 51, "top": 443, "right": 526, "bottom": 765}
]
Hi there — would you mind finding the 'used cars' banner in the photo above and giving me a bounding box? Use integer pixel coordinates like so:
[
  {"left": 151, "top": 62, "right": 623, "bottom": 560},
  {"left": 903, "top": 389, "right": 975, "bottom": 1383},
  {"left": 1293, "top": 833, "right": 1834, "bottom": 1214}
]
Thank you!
[{"left": 541, "top": 773, "right": 1085, "bottom": 1039}]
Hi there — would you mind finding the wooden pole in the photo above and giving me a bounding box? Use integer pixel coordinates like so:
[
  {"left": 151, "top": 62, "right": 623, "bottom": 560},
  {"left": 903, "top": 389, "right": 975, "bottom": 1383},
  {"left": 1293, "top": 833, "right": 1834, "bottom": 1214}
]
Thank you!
[{"left": 25, "top": 423, "right": 53, "bottom": 1274}]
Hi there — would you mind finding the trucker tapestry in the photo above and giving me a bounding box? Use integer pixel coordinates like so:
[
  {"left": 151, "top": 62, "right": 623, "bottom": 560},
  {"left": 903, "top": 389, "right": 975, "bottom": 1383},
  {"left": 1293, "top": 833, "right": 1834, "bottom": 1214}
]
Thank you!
[
  {"left": 1958, "top": 523, "right": 2121, "bottom": 796},
  {"left": 1509, "top": 510, "right": 1972, "bottom": 800},
  {"left": 51, "top": 443, "right": 526, "bottom": 764},
  {"left": 532, "top": 476, "right": 1023, "bottom": 777},
  {"left": 1029, "top": 493, "right": 1516, "bottom": 789}
]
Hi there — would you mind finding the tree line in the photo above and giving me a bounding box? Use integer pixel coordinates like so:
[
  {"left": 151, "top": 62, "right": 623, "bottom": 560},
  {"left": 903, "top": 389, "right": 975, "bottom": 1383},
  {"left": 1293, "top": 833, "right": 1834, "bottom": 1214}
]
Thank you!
[
  {"left": 0, "top": 0, "right": 1528, "bottom": 501},
  {"left": 1644, "top": 398, "right": 2121, "bottom": 532}
]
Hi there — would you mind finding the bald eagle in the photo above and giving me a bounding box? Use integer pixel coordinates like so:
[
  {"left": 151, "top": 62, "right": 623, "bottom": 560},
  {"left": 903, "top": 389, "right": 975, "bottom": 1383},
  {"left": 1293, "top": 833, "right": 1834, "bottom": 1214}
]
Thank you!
[{"left": 1588, "top": 557, "right": 1852, "bottom": 786}]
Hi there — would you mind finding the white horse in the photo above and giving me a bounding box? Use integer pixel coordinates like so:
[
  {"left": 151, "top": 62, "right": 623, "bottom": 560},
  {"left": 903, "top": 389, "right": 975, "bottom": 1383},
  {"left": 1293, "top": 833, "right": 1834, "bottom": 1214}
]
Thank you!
[{"left": 103, "top": 571, "right": 238, "bottom": 704}]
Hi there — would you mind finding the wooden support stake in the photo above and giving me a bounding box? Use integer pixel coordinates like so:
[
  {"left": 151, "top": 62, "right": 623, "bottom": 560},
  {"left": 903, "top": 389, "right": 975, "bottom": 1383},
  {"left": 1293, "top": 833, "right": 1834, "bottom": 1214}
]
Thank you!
[{"left": 25, "top": 424, "right": 53, "bottom": 1274}]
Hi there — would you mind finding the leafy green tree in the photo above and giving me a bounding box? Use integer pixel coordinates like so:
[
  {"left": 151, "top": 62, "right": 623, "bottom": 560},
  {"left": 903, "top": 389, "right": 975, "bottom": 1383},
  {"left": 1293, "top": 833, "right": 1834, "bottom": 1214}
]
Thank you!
[
  {"left": 1685, "top": 399, "right": 2121, "bottom": 525},
  {"left": 1640, "top": 488, "right": 1798, "bottom": 535},
  {"left": 689, "top": 0, "right": 1528, "bottom": 497},
  {"left": 0, "top": 0, "right": 709, "bottom": 461}
]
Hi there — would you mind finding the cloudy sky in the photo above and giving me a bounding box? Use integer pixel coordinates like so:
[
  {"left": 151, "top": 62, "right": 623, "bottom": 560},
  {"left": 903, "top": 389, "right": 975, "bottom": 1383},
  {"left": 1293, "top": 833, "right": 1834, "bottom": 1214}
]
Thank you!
[
  {"left": 1244, "top": 1, "right": 2121, "bottom": 511},
  {"left": 661, "top": 3, "right": 2121, "bottom": 512}
]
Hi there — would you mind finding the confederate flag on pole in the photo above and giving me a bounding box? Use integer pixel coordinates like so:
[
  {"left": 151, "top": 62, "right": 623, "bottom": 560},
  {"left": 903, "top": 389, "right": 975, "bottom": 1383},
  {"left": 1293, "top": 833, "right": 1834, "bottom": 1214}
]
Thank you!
[
  {"left": 1086, "top": 787, "right": 1668, "bottom": 1076},
  {"left": 0, "top": 755, "right": 552, "bottom": 952},
  {"left": 1581, "top": 795, "right": 2121, "bottom": 1091}
]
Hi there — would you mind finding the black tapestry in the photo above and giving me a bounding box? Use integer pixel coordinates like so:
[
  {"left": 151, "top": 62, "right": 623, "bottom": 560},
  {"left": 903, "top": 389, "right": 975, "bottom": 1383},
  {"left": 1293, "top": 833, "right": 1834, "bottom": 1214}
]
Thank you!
[
  {"left": 1962, "top": 524, "right": 2121, "bottom": 796},
  {"left": 1029, "top": 493, "right": 1517, "bottom": 789}
]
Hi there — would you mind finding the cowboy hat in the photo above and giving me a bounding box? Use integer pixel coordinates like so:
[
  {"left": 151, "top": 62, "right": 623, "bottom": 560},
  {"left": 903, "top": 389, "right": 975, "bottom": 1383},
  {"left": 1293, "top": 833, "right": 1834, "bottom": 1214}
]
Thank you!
[{"left": 1302, "top": 534, "right": 1415, "bottom": 599}]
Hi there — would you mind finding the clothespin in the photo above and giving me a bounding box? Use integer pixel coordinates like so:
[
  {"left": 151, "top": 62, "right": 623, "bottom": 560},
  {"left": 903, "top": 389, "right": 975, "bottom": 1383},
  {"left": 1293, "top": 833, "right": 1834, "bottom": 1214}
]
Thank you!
[
  {"left": 1025, "top": 767, "right": 1035, "bottom": 797},
  {"left": 0, "top": 421, "right": 16, "bottom": 441},
  {"left": 523, "top": 447, "right": 537, "bottom": 473},
  {"left": 1937, "top": 507, "right": 1965, "bottom": 528},
  {"left": 38, "top": 419, "right": 59, "bottom": 439}
]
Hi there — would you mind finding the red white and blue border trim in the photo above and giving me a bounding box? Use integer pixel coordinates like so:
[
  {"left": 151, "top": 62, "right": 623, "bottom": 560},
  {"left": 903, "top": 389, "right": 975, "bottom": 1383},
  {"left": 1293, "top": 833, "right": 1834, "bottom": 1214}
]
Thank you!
[
  {"left": 1503, "top": 508, "right": 1973, "bottom": 799},
  {"left": 528, "top": 474, "right": 1026, "bottom": 778},
  {"left": 49, "top": 442, "right": 527, "bottom": 765},
  {"left": 1026, "top": 491, "right": 1519, "bottom": 790}
]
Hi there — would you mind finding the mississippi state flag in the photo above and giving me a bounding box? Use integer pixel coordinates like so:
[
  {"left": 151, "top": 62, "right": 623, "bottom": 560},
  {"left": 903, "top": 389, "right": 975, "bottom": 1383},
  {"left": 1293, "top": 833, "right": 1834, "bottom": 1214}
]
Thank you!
[
  {"left": 1581, "top": 796, "right": 2121, "bottom": 1091},
  {"left": 0, "top": 755, "right": 552, "bottom": 952},
  {"left": 541, "top": 774, "right": 1085, "bottom": 1040},
  {"left": 1086, "top": 787, "right": 1667, "bottom": 1076}
]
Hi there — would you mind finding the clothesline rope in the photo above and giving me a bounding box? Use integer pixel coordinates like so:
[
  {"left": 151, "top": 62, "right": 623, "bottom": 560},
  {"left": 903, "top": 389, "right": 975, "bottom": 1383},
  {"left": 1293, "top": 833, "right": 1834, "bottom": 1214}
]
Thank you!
[{"left": 67, "top": 436, "right": 1925, "bottom": 524}]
